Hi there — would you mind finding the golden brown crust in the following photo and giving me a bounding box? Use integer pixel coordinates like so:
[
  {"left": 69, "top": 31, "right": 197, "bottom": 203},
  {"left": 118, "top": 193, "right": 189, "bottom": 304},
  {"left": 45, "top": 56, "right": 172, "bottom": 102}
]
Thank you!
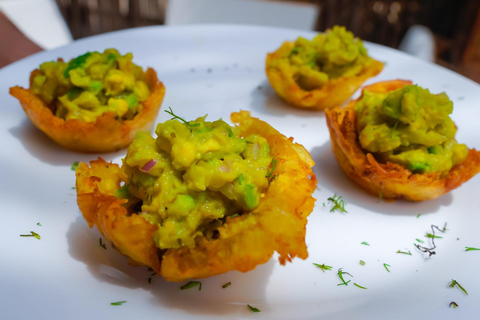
[
  {"left": 9, "top": 68, "right": 165, "bottom": 153},
  {"left": 265, "top": 41, "right": 383, "bottom": 110},
  {"left": 76, "top": 111, "right": 317, "bottom": 281},
  {"left": 325, "top": 80, "right": 480, "bottom": 201}
]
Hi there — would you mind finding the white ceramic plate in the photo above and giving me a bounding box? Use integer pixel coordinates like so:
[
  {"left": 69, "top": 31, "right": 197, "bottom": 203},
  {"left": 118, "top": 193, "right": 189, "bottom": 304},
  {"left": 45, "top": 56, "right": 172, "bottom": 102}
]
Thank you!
[{"left": 1, "top": 25, "right": 479, "bottom": 320}]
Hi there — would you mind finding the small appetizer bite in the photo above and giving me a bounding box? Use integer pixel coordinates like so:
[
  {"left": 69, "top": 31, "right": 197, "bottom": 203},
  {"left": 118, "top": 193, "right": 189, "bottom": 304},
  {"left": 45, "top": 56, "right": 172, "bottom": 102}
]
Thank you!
[
  {"left": 76, "top": 110, "right": 317, "bottom": 281},
  {"left": 325, "top": 80, "right": 480, "bottom": 201},
  {"left": 10, "top": 49, "right": 165, "bottom": 153},
  {"left": 266, "top": 25, "right": 383, "bottom": 110}
]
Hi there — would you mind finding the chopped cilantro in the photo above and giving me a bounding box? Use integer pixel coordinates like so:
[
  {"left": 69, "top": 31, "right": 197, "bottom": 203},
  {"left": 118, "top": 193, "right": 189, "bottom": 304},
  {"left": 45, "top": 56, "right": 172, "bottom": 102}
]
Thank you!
[
  {"left": 222, "top": 282, "right": 231, "bottom": 288},
  {"left": 416, "top": 213, "right": 422, "bottom": 218},
  {"left": 359, "top": 260, "right": 366, "bottom": 265},
  {"left": 110, "top": 301, "right": 126, "bottom": 306},
  {"left": 361, "top": 241, "right": 370, "bottom": 246},
  {"left": 396, "top": 250, "right": 412, "bottom": 255},
  {"left": 36, "top": 222, "right": 41, "bottom": 226}
]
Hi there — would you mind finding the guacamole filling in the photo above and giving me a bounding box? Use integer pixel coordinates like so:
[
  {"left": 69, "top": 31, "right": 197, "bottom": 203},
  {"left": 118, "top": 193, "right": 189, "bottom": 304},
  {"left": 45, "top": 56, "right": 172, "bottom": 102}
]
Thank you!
[
  {"left": 115, "top": 113, "right": 274, "bottom": 250},
  {"left": 355, "top": 85, "right": 468, "bottom": 175},
  {"left": 31, "top": 49, "right": 150, "bottom": 122},
  {"left": 288, "top": 26, "right": 372, "bottom": 90}
]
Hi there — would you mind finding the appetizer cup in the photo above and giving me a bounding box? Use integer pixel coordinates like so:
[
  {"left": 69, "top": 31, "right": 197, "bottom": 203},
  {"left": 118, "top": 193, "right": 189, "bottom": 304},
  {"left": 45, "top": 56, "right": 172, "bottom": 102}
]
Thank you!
[
  {"left": 325, "top": 80, "right": 480, "bottom": 201},
  {"left": 266, "top": 26, "right": 383, "bottom": 110},
  {"left": 76, "top": 111, "right": 317, "bottom": 281},
  {"left": 10, "top": 49, "right": 165, "bottom": 153}
]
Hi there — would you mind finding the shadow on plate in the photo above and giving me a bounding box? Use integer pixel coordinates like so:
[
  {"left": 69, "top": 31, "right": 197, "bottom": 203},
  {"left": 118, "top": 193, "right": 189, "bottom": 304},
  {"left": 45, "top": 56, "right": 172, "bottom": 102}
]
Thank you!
[
  {"left": 310, "top": 142, "right": 453, "bottom": 216},
  {"left": 8, "top": 118, "right": 126, "bottom": 166},
  {"left": 66, "top": 215, "right": 274, "bottom": 316},
  {"left": 249, "top": 80, "right": 322, "bottom": 118}
]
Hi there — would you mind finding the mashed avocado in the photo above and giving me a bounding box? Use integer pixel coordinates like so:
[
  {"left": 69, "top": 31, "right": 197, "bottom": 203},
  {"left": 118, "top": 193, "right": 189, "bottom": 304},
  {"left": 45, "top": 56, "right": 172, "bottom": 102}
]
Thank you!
[
  {"left": 288, "top": 26, "right": 372, "bottom": 90},
  {"left": 116, "top": 112, "right": 274, "bottom": 250},
  {"left": 355, "top": 85, "right": 468, "bottom": 175},
  {"left": 31, "top": 49, "right": 150, "bottom": 122}
]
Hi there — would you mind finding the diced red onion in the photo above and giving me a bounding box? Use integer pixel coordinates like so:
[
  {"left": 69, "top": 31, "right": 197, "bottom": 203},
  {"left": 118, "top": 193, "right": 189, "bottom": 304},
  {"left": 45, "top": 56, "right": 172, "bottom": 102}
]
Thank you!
[
  {"left": 140, "top": 159, "right": 157, "bottom": 172},
  {"left": 219, "top": 165, "right": 231, "bottom": 173}
]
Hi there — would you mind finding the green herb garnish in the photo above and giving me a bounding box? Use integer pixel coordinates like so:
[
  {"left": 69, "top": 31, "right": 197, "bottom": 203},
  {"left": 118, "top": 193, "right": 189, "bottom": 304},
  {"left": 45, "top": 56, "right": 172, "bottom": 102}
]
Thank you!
[
  {"left": 265, "top": 157, "right": 277, "bottom": 179},
  {"left": 180, "top": 281, "right": 202, "bottom": 290},
  {"left": 426, "top": 233, "right": 443, "bottom": 239},
  {"left": 247, "top": 304, "right": 261, "bottom": 312},
  {"left": 237, "top": 174, "right": 243, "bottom": 185},
  {"left": 396, "top": 250, "right": 412, "bottom": 255},
  {"left": 390, "top": 120, "right": 400, "bottom": 138},
  {"left": 99, "top": 238, "right": 107, "bottom": 250},
  {"left": 313, "top": 263, "right": 332, "bottom": 273},
  {"left": 222, "top": 282, "right": 231, "bottom": 288},
  {"left": 36, "top": 222, "right": 41, "bottom": 226},
  {"left": 71, "top": 161, "right": 79, "bottom": 170},
  {"left": 327, "top": 194, "right": 347, "bottom": 213},
  {"left": 416, "top": 214, "right": 421, "bottom": 218},
  {"left": 165, "top": 107, "right": 200, "bottom": 127},
  {"left": 383, "top": 263, "right": 391, "bottom": 272},
  {"left": 415, "top": 223, "right": 447, "bottom": 257},
  {"left": 450, "top": 279, "right": 468, "bottom": 295},
  {"left": 361, "top": 241, "right": 370, "bottom": 246},
  {"left": 359, "top": 260, "right": 366, "bottom": 265},
  {"left": 449, "top": 301, "right": 459, "bottom": 308},
  {"left": 148, "top": 272, "right": 156, "bottom": 284},
  {"left": 465, "top": 247, "right": 480, "bottom": 251},
  {"left": 110, "top": 301, "right": 126, "bottom": 306},
  {"left": 337, "top": 268, "right": 352, "bottom": 286},
  {"left": 20, "top": 231, "right": 40, "bottom": 240},
  {"left": 354, "top": 283, "right": 367, "bottom": 289},
  {"left": 415, "top": 238, "right": 424, "bottom": 243}
]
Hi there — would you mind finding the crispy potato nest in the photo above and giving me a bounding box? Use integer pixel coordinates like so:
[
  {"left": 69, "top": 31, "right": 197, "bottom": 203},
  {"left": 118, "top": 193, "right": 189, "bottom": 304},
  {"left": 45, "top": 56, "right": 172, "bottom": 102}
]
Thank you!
[
  {"left": 265, "top": 42, "right": 383, "bottom": 110},
  {"left": 325, "top": 80, "right": 480, "bottom": 201},
  {"left": 9, "top": 68, "right": 165, "bottom": 153},
  {"left": 76, "top": 111, "right": 317, "bottom": 281}
]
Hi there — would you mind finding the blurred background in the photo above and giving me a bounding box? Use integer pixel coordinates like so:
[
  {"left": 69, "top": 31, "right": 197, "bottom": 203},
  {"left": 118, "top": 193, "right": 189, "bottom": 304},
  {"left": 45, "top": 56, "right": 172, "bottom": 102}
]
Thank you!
[{"left": 1, "top": 0, "right": 480, "bottom": 82}]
